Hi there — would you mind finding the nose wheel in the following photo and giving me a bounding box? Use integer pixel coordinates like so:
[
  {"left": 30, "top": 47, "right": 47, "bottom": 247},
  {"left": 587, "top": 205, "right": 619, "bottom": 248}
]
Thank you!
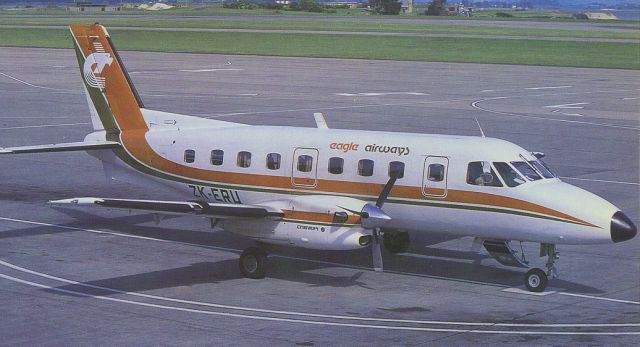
[
  {"left": 524, "top": 268, "right": 548, "bottom": 292},
  {"left": 523, "top": 243, "right": 559, "bottom": 292}
]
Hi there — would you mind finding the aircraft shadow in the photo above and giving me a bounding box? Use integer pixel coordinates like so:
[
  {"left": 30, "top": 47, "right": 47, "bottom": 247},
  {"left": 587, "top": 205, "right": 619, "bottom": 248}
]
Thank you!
[
  {"left": 49, "top": 261, "right": 243, "bottom": 297},
  {"left": 9, "top": 209, "right": 603, "bottom": 295}
]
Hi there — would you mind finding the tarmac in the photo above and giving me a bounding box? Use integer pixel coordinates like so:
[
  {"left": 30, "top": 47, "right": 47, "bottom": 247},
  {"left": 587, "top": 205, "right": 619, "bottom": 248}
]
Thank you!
[{"left": 0, "top": 47, "right": 638, "bottom": 345}]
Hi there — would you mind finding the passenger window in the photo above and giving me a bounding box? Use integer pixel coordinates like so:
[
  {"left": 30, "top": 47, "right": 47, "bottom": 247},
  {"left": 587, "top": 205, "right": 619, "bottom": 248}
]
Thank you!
[
  {"left": 358, "top": 159, "right": 374, "bottom": 177},
  {"left": 511, "top": 161, "right": 541, "bottom": 181},
  {"left": 494, "top": 162, "right": 525, "bottom": 187},
  {"left": 297, "top": 155, "right": 313, "bottom": 172},
  {"left": 467, "top": 161, "right": 502, "bottom": 187},
  {"left": 184, "top": 149, "right": 195, "bottom": 163},
  {"left": 237, "top": 151, "right": 251, "bottom": 168},
  {"left": 266, "top": 153, "right": 281, "bottom": 170},
  {"left": 210, "top": 149, "right": 224, "bottom": 166},
  {"left": 328, "top": 157, "right": 344, "bottom": 175},
  {"left": 427, "top": 164, "right": 444, "bottom": 182},
  {"left": 389, "top": 161, "right": 405, "bottom": 179}
]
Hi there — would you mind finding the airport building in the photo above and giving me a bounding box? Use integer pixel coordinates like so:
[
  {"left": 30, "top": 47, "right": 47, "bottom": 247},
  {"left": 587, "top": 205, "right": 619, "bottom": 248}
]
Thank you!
[{"left": 66, "top": 2, "right": 122, "bottom": 12}]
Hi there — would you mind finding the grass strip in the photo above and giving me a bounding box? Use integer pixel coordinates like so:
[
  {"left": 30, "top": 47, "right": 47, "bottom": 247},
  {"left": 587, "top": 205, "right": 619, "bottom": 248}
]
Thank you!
[
  {"left": 1, "top": 16, "right": 638, "bottom": 40},
  {"left": 0, "top": 28, "right": 637, "bottom": 69}
]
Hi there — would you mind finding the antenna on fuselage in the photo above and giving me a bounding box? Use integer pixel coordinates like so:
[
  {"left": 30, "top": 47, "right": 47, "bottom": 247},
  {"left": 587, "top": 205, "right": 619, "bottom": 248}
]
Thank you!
[
  {"left": 314, "top": 112, "right": 329, "bottom": 129},
  {"left": 474, "top": 117, "right": 486, "bottom": 138}
]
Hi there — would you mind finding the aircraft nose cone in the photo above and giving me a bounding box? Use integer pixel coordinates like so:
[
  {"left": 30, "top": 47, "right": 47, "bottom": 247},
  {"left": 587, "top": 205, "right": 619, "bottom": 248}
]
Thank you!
[{"left": 611, "top": 211, "right": 637, "bottom": 243}]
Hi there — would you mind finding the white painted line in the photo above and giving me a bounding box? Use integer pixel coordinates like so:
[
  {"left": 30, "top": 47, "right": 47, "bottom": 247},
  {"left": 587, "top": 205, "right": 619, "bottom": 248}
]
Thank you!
[
  {"left": 544, "top": 102, "right": 588, "bottom": 108},
  {"left": 480, "top": 90, "right": 494, "bottom": 93},
  {"left": 560, "top": 177, "right": 640, "bottom": 186},
  {"left": 178, "top": 68, "right": 244, "bottom": 73},
  {"left": 204, "top": 98, "right": 468, "bottom": 118},
  {"left": 3, "top": 214, "right": 640, "bottom": 320},
  {"left": 0, "top": 270, "right": 638, "bottom": 335},
  {"left": 237, "top": 93, "right": 258, "bottom": 96},
  {"left": 525, "top": 86, "right": 572, "bottom": 90},
  {"left": 561, "top": 113, "right": 585, "bottom": 117},
  {"left": 336, "top": 92, "right": 428, "bottom": 97},
  {"left": 0, "top": 122, "right": 90, "bottom": 130},
  {"left": 559, "top": 292, "right": 640, "bottom": 305},
  {"left": 470, "top": 98, "right": 640, "bottom": 131},
  {"left": 503, "top": 287, "right": 557, "bottom": 296},
  {"left": 0, "top": 72, "right": 72, "bottom": 92},
  {"left": 2, "top": 258, "right": 633, "bottom": 329},
  {"left": 623, "top": 97, "right": 638, "bottom": 100},
  {"left": 3, "top": 273, "right": 638, "bottom": 336},
  {"left": 0, "top": 116, "right": 77, "bottom": 119}
]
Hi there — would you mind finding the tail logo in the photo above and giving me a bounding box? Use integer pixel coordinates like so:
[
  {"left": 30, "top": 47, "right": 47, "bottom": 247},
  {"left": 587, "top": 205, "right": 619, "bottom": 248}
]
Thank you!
[{"left": 83, "top": 51, "right": 113, "bottom": 90}]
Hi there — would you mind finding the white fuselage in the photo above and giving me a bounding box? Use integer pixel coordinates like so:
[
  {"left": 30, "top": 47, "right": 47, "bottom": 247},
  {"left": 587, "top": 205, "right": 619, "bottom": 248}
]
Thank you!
[{"left": 94, "top": 114, "right": 619, "bottom": 247}]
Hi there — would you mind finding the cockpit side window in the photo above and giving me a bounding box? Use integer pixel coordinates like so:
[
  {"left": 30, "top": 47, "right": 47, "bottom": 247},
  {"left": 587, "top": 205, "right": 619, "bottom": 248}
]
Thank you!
[
  {"left": 530, "top": 160, "right": 555, "bottom": 178},
  {"left": 494, "top": 162, "right": 525, "bottom": 187},
  {"left": 467, "top": 161, "right": 503, "bottom": 187},
  {"left": 511, "top": 161, "right": 542, "bottom": 181}
]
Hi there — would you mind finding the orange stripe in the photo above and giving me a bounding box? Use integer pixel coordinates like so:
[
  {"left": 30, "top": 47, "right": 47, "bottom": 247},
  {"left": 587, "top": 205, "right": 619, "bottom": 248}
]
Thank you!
[{"left": 283, "top": 210, "right": 361, "bottom": 225}]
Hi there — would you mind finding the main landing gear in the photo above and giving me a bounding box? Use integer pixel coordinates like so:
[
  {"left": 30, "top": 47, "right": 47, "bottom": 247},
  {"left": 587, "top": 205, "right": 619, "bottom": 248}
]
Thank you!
[
  {"left": 239, "top": 246, "right": 268, "bottom": 279},
  {"left": 523, "top": 243, "right": 559, "bottom": 292}
]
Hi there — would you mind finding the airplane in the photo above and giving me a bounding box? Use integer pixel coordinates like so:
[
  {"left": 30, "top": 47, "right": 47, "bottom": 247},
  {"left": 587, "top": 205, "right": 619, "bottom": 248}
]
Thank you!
[{"left": 0, "top": 24, "right": 636, "bottom": 292}]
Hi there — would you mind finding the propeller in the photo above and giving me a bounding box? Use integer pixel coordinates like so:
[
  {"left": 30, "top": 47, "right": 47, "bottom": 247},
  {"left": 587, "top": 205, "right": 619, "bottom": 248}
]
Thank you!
[
  {"left": 370, "top": 171, "right": 399, "bottom": 271},
  {"left": 337, "top": 171, "right": 399, "bottom": 272}
]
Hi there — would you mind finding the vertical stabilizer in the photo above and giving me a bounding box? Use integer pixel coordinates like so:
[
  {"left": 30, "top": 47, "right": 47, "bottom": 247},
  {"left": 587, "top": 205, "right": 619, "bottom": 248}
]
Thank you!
[{"left": 69, "top": 24, "right": 148, "bottom": 140}]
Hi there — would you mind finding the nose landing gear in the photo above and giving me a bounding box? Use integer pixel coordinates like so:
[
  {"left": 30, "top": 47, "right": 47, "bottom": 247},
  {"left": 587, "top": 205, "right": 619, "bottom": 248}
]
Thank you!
[{"left": 523, "top": 243, "right": 559, "bottom": 292}]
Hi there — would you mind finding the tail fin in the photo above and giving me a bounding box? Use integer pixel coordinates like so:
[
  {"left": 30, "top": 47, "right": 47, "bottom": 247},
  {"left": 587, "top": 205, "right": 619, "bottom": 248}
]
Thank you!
[{"left": 70, "top": 24, "right": 148, "bottom": 140}]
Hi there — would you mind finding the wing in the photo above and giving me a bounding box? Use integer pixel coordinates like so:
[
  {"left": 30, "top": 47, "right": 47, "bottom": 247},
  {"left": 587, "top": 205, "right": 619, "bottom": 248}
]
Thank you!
[
  {"left": 0, "top": 141, "right": 120, "bottom": 154},
  {"left": 48, "top": 197, "right": 283, "bottom": 220}
]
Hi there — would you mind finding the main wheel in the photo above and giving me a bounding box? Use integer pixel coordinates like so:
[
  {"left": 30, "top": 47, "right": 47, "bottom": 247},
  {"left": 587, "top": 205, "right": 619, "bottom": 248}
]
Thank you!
[
  {"left": 239, "top": 247, "right": 267, "bottom": 279},
  {"left": 524, "top": 268, "right": 548, "bottom": 292},
  {"left": 383, "top": 231, "right": 410, "bottom": 254}
]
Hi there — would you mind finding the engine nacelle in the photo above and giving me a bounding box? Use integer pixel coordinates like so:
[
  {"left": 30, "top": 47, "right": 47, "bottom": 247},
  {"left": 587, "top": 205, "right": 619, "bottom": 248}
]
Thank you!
[{"left": 221, "top": 195, "right": 373, "bottom": 250}]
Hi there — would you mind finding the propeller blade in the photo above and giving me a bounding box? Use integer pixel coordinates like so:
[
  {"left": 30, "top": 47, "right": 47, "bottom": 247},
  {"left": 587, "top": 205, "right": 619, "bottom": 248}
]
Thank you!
[
  {"left": 376, "top": 171, "right": 400, "bottom": 208},
  {"left": 372, "top": 228, "right": 383, "bottom": 272}
]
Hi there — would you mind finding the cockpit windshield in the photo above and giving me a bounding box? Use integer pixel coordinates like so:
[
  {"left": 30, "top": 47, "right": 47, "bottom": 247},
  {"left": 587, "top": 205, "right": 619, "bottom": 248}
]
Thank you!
[
  {"left": 511, "top": 161, "right": 542, "bottom": 181},
  {"left": 529, "top": 159, "right": 555, "bottom": 178},
  {"left": 493, "top": 162, "right": 525, "bottom": 187},
  {"left": 468, "top": 158, "right": 557, "bottom": 189}
]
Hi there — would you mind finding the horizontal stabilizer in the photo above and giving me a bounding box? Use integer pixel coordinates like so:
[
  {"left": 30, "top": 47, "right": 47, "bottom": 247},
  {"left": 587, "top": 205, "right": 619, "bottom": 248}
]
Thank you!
[
  {"left": 48, "top": 197, "right": 284, "bottom": 220},
  {"left": 0, "top": 141, "right": 120, "bottom": 155}
]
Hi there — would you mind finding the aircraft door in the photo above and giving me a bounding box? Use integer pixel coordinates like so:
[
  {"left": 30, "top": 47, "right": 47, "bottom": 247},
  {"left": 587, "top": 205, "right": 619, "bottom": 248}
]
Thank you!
[
  {"left": 422, "top": 156, "right": 448, "bottom": 198},
  {"left": 292, "top": 147, "right": 319, "bottom": 188}
]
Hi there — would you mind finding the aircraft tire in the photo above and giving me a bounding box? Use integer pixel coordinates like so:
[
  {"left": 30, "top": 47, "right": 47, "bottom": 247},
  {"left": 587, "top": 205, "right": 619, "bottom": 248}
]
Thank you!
[
  {"left": 383, "top": 231, "right": 410, "bottom": 254},
  {"left": 239, "top": 247, "right": 267, "bottom": 279},
  {"left": 524, "top": 268, "right": 548, "bottom": 292}
]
